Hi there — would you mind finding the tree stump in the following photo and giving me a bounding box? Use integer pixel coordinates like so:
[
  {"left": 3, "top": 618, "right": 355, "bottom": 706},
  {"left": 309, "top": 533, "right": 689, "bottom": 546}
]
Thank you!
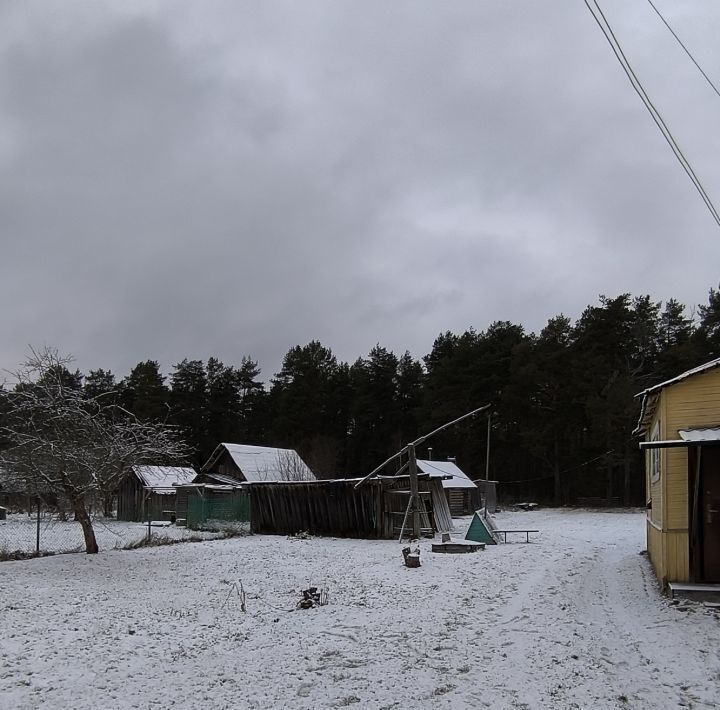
[{"left": 402, "top": 546, "right": 421, "bottom": 568}]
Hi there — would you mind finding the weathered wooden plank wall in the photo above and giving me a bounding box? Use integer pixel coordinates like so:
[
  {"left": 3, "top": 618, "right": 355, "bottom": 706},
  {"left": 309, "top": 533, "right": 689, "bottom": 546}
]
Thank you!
[
  {"left": 116, "top": 475, "right": 175, "bottom": 522},
  {"left": 249, "top": 480, "right": 384, "bottom": 538},
  {"left": 247, "top": 476, "right": 450, "bottom": 539}
]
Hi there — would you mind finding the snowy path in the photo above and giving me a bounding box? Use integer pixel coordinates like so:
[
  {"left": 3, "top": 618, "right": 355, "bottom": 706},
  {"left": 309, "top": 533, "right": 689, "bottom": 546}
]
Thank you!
[{"left": 1, "top": 510, "right": 719, "bottom": 709}]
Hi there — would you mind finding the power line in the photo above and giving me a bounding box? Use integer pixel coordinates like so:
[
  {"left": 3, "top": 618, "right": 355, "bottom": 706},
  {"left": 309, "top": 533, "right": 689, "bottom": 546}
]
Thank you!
[
  {"left": 584, "top": 0, "right": 720, "bottom": 229},
  {"left": 646, "top": 0, "right": 720, "bottom": 101},
  {"left": 501, "top": 450, "right": 614, "bottom": 485}
]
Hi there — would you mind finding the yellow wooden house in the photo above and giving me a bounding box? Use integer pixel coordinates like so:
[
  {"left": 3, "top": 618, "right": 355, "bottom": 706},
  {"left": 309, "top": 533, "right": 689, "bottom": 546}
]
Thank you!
[{"left": 635, "top": 356, "right": 720, "bottom": 587}]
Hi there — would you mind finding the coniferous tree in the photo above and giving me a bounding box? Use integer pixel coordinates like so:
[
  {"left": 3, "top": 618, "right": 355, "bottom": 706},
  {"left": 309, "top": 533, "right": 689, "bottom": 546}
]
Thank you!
[
  {"left": 17, "top": 283, "right": 717, "bottom": 507},
  {"left": 347, "top": 346, "right": 400, "bottom": 475},
  {"left": 502, "top": 315, "right": 579, "bottom": 504},
  {"left": 654, "top": 299, "right": 697, "bottom": 381},
  {"left": 396, "top": 351, "right": 424, "bottom": 446},
  {"left": 170, "top": 359, "right": 208, "bottom": 465},
  {"left": 83, "top": 369, "right": 117, "bottom": 403},
  {"left": 696, "top": 285, "right": 720, "bottom": 359},
  {"left": 270, "top": 341, "right": 344, "bottom": 474},
  {"left": 121, "top": 361, "right": 169, "bottom": 422},
  {"left": 205, "top": 357, "right": 243, "bottom": 455},
  {"left": 236, "top": 357, "right": 267, "bottom": 444}
]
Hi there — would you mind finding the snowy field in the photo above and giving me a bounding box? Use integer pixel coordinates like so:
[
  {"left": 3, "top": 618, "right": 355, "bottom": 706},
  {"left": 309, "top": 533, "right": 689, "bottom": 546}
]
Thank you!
[
  {"left": 2, "top": 509, "right": 720, "bottom": 709},
  {"left": 0, "top": 514, "right": 225, "bottom": 556}
]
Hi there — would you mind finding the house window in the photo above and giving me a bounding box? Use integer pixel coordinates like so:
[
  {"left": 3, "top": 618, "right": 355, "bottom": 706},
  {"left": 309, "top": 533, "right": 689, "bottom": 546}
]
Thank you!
[{"left": 650, "top": 421, "right": 661, "bottom": 484}]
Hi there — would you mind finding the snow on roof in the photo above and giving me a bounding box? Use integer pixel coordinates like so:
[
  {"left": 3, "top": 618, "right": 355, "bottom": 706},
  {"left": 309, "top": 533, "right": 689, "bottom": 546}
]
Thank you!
[
  {"left": 679, "top": 428, "right": 720, "bottom": 443},
  {"left": 415, "top": 459, "right": 477, "bottom": 489},
  {"left": 635, "top": 356, "right": 720, "bottom": 435},
  {"left": 132, "top": 466, "right": 197, "bottom": 494},
  {"left": 637, "top": 357, "right": 720, "bottom": 398},
  {"left": 201, "top": 472, "right": 245, "bottom": 486},
  {"left": 217, "top": 444, "right": 316, "bottom": 482}
]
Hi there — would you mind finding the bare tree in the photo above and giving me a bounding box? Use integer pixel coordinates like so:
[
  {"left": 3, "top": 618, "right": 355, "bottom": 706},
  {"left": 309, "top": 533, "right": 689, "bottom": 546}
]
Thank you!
[
  {"left": 275, "top": 449, "right": 314, "bottom": 481},
  {"left": 0, "top": 347, "right": 189, "bottom": 553}
]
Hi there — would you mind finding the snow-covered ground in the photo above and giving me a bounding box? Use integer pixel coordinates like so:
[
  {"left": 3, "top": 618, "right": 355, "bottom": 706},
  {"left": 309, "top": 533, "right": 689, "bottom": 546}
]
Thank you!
[
  {"left": 0, "top": 513, "right": 226, "bottom": 555},
  {"left": 2, "top": 509, "right": 719, "bottom": 709}
]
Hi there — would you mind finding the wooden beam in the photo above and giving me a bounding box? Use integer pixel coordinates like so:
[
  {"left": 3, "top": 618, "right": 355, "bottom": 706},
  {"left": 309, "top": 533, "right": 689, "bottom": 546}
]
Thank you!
[
  {"left": 691, "top": 446, "right": 703, "bottom": 582},
  {"left": 408, "top": 444, "right": 420, "bottom": 539}
]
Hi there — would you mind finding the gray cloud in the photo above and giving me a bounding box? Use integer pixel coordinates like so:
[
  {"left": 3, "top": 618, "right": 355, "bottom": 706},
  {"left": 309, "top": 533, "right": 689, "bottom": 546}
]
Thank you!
[{"left": 1, "top": 0, "right": 719, "bottom": 382}]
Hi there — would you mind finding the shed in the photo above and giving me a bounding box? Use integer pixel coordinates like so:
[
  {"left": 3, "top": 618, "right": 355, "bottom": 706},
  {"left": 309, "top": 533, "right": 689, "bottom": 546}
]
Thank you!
[
  {"left": 0, "top": 466, "right": 56, "bottom": 512},
  {"left": 416, "top": 459, "right": 480, "bottom": 516},
  {"left": 177, "top": 473, "right": 453, "bottom": 539},
  {"left": 635, "top": 357, "right": 720, "bottom": 585},
  {"left": 116, "top": 465, "right": 196, "bottom": 522},
  {"left": 175, "top": 483, "right": 251, "bottom": 530},
  {"left": 247, "top": 474, "right": 452, "bottom": 538},
  {"left": 200, "top": 443, "right": 316, "bottom": 483},
  {"left": 474, "top": 479, "right": 499, "bottom": 513}
]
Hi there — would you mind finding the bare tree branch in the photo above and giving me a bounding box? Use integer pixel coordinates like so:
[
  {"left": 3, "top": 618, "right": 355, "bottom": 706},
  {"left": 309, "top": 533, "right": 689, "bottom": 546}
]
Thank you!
[{"left": 0, "top": 347, "right": 190, "bottom": 553}]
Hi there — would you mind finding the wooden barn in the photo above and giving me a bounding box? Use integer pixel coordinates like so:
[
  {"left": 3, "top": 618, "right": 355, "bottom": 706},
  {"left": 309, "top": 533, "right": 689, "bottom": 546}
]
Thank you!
[
  {"left": 176, "top": 474, "right": 453, "bottom": 539},
  {"left": 416, "top": 459, "right": 480, "bottom": 516},
  {"left": 116, "top": 465, "right": 196, "bottom": 522},
  {"left": 247, "top": 474, "right": 453, "bottom": 538},
  {"left": 635, "top": 357, "right": 720, "bottom": 587},
  {"left": 199, "top": 443, "right": 316, "bottom": 483}
]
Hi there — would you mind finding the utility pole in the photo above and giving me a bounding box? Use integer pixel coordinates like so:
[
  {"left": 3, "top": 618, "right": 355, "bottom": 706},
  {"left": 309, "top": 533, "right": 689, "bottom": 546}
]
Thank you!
[{"left": 486, "top": 411, "right": 492, "bottom": 482}]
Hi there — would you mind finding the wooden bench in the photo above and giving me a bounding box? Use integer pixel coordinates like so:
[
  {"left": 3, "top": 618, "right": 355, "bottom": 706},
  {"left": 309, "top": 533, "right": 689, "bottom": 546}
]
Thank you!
[{"left": 493, "top": 529, "right": 538, "bottom": 543}]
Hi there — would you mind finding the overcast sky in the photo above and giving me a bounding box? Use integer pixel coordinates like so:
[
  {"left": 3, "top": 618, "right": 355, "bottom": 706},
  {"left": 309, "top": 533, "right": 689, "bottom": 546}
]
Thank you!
[{"left": 2, "top": 1, "right": 719, "bottom": 384}]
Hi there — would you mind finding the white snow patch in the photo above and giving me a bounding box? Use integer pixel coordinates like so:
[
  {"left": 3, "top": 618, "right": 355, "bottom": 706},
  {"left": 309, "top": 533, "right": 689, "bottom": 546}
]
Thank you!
[
  {"left": 0, "top": 514, "right": 222, "bottom": 555},
  {"left": 132, "top": 465, "right": 197, "bottom": 492},
  {"left": 1, "top": 509, "right": 719, "bottom": 709}
]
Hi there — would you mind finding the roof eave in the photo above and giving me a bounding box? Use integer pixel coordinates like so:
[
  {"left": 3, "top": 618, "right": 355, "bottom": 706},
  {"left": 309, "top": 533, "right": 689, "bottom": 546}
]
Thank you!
[{"left": 200, "top": 443, "right": 227, "bottom": 473}]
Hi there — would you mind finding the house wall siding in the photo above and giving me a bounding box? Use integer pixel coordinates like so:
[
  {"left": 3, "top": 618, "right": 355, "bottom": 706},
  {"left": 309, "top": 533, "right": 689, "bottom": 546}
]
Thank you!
[
  {"left": 647, "top": 519, "right": 665, "bottom": 582},
  {"left": 665, "top": 371, "right": 720, "bottom": 533},
  {"left": 645, "top": 367, "right": 720, "bottom": 584}
]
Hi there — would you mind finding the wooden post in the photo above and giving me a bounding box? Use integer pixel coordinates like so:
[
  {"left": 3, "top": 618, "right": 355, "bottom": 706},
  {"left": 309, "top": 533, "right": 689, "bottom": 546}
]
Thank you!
[
  {"left": 145, "top": 489, "right": 152, "bottom": 541},
  {"left": 408, "top": 444, "right": 420, "bottom": 539},
  {"left": 691, "top": 445, "right": 703, "bottom": 582},
  {"left": 485, "top": 411, "right": 491, "bottom": 482},
  {"left": 36, "top": 497, "right": 41, "bottom": 555}
]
